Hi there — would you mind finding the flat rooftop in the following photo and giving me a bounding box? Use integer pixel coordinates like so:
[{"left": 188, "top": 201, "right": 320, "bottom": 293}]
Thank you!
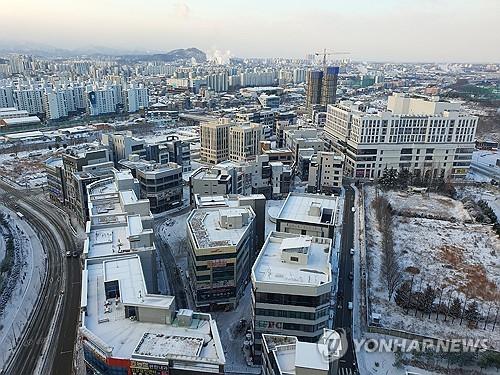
[
  {"left": 191, "top": 167, "right": 229, "bottom": 181},
  {"left": 82, "top": 255, "right": 224, "bottom": 365},
  {"left": 253, "top": 231, "right": 331, "bottom": 286},
  {"left": 277, "top": 192, "right": 338, "bottom": 226},
  {"left": 188, "top": 207, "right": 254, "bottom": 249}
]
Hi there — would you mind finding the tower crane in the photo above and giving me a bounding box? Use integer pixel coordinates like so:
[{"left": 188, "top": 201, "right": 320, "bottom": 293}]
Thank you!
[{"left": 314, "top": 49, "right": 350, "bottom": 67}]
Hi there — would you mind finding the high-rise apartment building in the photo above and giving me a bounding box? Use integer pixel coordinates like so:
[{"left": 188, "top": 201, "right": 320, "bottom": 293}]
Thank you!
[
  {"left": 305, "top": 67, "right": 340, "bottom": 113},
  {"left": 324, "top": 93, "right": 478, "bottom": 179},
  {"left": 126, "top": 83, "right": 149, "bottom": 113}
]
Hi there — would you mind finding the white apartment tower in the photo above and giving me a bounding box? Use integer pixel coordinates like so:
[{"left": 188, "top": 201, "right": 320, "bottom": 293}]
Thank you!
[
  {"left": 325, "top": 93, "right": 478, "bottom": 180},
  {"left": 126, "top": 83, "right": 149, "bottom": 113}
]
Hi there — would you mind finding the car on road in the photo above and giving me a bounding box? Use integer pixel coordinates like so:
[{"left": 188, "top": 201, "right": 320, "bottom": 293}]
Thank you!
[
  {"left": 348, "top": 301, "right": 353, "bottom": 310},
  {"left": 350, "top": 248, "right": 355, "bottom": 255},
  {"left": 351, "top": 207, "right": 356, "bottom": 212},
  {"left": 348, "top": 272, "right": 353, "bottom": 280},
  {"left": 72, "top": 251, "right": 79, "bottom": 258},
  {"left": 66, "top": 251, "right": 72, "bottom": 257}
]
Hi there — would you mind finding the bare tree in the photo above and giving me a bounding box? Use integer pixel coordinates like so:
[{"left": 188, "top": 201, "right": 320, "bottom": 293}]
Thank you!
[{"left": 373, "top": 196, "right": 402, "bottom": 301}]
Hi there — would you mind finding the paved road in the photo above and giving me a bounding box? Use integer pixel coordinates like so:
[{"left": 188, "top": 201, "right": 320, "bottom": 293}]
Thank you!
[
  {"left": 0, "top": 182, "right": 80, "bottom": 375},
  {"left": 335, "top": 186, "right": 358, "bottom": 374},
  {"left": 153, "top": 221, "right": 188, "bottom": 310}
]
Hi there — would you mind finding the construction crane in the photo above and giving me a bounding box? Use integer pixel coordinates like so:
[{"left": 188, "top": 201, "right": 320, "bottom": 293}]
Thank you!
[{"left": 314, "top": 49, "right": 350, "bottom": 67}]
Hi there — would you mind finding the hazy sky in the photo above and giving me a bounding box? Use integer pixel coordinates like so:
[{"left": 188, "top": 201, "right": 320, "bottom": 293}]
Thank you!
[{"left": 1, "top": 0, "right": 499, "bottom": 62}]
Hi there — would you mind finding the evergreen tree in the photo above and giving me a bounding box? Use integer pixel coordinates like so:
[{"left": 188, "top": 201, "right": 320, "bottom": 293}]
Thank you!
[
  {"left": 419, "top": 285, "right": 436, "bottom": 313},
  {"left": 449, "top": 297, "right": 462, "bottom": 322},
  {"left": 395, "top": 280, "right": 412, "bottom": 309},
  {"left": 465, "top": 301, "right": 480, "bottom": 328},
  {"left": 397, "top": 169, "right": 411, "bottom": 190}
]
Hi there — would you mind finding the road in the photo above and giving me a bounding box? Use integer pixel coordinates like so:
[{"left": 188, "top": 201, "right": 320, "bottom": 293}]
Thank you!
[
  {"left": 335, "top": 186, "right": 358, "bottom": 375},
  {"left": 0, "top": 181, "right": 80, "bottom": 375},
  {"left": 153, "top": 220, "right": 188, "bottom": 310}
]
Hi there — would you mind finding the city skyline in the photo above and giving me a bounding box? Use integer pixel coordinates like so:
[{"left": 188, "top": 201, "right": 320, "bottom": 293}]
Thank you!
[{"left": 1, "top": 0, "right": 499, "bottom": 63}]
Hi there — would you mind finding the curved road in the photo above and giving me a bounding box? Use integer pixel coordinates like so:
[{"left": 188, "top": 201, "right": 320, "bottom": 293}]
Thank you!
[{"left": 0, "top": 182, "right": 81, "bottom": 375}]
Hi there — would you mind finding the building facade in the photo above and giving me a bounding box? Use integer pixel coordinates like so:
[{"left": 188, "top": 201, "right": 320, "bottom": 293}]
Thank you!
[
  {"left": 324, "top": 94, "right": 478, "bottom": 179},
  {"left": 187, "top": 206, "right": 256, "bottom": 310}
]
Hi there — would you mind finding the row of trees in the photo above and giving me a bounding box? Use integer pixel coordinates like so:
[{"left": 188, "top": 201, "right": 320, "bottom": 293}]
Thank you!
[
  {"left": 478, "top": 199, "right": 500, "bottom": 238},
  {"left": 395, "top": 347, "right": 500, "bottom": 372},
  {"left": 372, "top": 196, "right": 402, "bottom": 301},
  {"left": 378, "top": 167, "right": 456, "bottom": 197},
  {"left": 395, "top": 281, "right": 499, "bottom": 330}
]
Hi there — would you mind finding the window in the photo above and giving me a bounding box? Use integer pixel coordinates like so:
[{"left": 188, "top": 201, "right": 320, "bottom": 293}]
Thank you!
[{"left": 290, "top": 256, "right": 299, "bottom": 262}]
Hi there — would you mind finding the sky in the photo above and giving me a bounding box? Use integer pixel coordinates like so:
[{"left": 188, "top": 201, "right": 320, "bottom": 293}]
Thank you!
[{"left": 1, "top": 0, "right": 499, "bottom": 62}]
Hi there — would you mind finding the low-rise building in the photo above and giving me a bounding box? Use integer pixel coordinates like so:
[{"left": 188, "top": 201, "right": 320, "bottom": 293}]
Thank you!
[
  {"left": 119, "top": 155, "right": 183, "bottom": 214},
  {"left": 276, "top": 193, "right": 339, "bottom": 239},
  {"left": 80, "top": 170, "right": 226, "bottom": 374},
  {"left": 307, "top": 152, "right": 344, "bottom": 194},
  {"left": 187, "top": 206, "right": 256, "bottom": 310},
  {"left": 252, "top": 231, "right": 333, "bottom": 360},
  {"left": 193, "top": 193, "right": 266, "bottom": 254},
  {"left": 261, "top": 331, "right": 341, "bottom": 375},
  {"left": 189, "top": 166, "right": 234, "bottom": 204}
]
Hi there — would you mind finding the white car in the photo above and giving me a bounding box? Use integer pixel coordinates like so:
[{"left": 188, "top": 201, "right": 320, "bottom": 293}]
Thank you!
[
  {"left": 350, "top": 248, "right": 355, "bottom": 255},
  {"left": 348, "top": 302, "right": 353, "bottom": 310}
]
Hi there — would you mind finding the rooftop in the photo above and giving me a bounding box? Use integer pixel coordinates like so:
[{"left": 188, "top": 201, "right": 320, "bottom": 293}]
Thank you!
[
  {"left": 81, "top": 255, "right": 224, "bottom": 365},
  {"left": 253, "top": 231, "right": 332, "bottom": 286},
  {"left": 188, "top": 207, "right": 254, "bottom": 249},
  {"left": 277, "top": 192, "right": 339, "bottom": 226}
]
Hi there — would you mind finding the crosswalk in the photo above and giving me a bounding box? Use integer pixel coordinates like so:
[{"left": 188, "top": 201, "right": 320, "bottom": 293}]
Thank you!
[{"left": 338, "top": 367, "right": 356, "bottom": 375}]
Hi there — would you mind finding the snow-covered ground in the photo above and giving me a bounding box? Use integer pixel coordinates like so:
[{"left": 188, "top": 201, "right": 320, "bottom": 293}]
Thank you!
[
  {"left": 0, "top": 206, "right": 47, "bottom": 368},
  {"left": 455, "top": 184, "right": 500, "bottom": 219},
  {"left": 364, "top": 186, "right": 500, "bottom": 351}
]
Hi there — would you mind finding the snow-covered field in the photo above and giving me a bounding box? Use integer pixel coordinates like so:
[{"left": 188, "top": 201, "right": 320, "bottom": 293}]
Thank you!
[{"left": 364, "top": 186, "right": 500, "bottom": 350}]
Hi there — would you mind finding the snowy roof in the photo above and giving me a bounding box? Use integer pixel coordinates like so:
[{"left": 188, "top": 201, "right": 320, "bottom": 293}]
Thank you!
[
  {"left": 277, "top": 192, "right": 338, "bottom": 226},
  {"left": 252, "top": 231, "right": 332, "bottom": 286},
  {"left": 81, "top": 255, "right": 225, "bottom": 365},
  {"left": 188, "top": 207, "right": 254, "bottom": 249}
]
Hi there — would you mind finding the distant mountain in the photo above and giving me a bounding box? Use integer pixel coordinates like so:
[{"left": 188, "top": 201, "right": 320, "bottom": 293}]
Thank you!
[
  {"left": 123, "top": 48, "right": 206, "bottom": 63},
  {"left": 0, "top": 41, "right": 206, "bottom": 62}
]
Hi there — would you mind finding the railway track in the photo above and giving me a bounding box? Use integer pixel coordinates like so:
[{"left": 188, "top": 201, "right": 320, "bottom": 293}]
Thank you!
[{"left": 0, "top": 182, "right": 80, "bottom": 375}]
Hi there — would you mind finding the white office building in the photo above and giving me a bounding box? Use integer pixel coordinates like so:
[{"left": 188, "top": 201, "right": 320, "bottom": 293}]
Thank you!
[
  {"left": 252, "top": 231, "right": 333, "bottom": 359},
  {"left": 325, "top": 93, "right": 478, "bottom": 179}
]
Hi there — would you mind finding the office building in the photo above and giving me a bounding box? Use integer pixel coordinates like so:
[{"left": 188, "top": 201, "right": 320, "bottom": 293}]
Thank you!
[
  {"left": 283, "top": 128, "right": 324, "bottom": 161},
  {"left": 187, "top": 206, "right": 256, "bottom": 310},
  {"left": 189, "top": 166, "right": 234, "bottom": 204},
  {"left": 229, "top": 122, "right": 262, "bottom": 162},
  {"left": 307, "top": 152, "right": 344, "bottom": 194},
  {"left": 324, "top": 93, "right": 478, "bottom": 179},
  {"left": 119, "top": 155, "right": 183, "bottom": 214},
  {"left": 80, "top": 171, "right": 225, "bottom": 374},
  {"left": 200, "top": 120, "right": 230, "bottom": 164},
  {"left": 276, "top": 193, "right": 339, "bottom": 239},
  {"left": 252, "top": 232, "right": 333, "bottom": 358},
  {"left": 261, "top": 330, "right": 341, "bottom": 375},
  {"left": 193, "top": 193, "right": 266, "bottom": 253}
]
